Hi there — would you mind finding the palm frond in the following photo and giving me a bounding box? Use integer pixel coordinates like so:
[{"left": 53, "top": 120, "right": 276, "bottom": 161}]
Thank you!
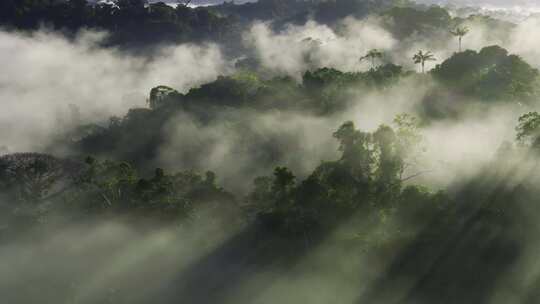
[{"left": 450, "top": 26, "right": 469, "bottom": 37}]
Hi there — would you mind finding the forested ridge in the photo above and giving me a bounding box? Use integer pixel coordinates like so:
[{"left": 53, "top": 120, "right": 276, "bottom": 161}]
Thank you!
[
  {"left": 2, "top": 1, "right": 540, "bottom": 304},
  {"left": 0, "top": 0, "right": 514, "bottom": 48}
]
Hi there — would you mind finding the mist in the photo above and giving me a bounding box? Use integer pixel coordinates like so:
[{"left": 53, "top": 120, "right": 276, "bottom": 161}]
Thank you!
[
  {"left": 2, "top": 1, "right": 540, "bottom": 304},
  {"left": 243, "top": 17, "right": 396, "bottom": 77},
  {"left": 0, "top": 214, "right": 243, "bottom": 303},
  {"left": 0, "top": 28, "right": 230, "bottom": 153},
  {"left": 150, "top": 14, "right": 540, "bottom": 192}
]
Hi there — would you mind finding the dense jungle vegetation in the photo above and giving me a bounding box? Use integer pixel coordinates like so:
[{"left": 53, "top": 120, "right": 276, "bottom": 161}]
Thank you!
[{"left": 2, "top": 1, "right": 540, "bottom": 304}]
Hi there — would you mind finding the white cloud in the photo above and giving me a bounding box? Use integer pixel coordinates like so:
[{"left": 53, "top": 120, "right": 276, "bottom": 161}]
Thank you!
[{"left": 0, "top": 29, "right": 230, "bottom": 153}]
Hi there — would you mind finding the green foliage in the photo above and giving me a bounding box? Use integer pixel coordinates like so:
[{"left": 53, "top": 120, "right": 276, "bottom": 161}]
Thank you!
[
  {"left": 4, "top": 110, "right": 539, "bottom": 304},
  {"left": 248, "top": 115, "right": 429, "bottom": 236},
  {"left": 148, "top": 86, "right": 181, "bottom": 110},
  {"left": 397, "top": 185, "right": 447, "bottom": 225},
  {"left": 382, "top": 5, "right": 452, "bottom": 38},
  {"left": 0, "top": 153, "right": 236, "bottom": 229},
  {"left": 413, "top": 50, "right": 436, "bottom": 73},
  {"left": 212, "top": 0, "right": 412, "bottom": 26},
  {"left": 516, "top": 112, "right": 540, "bottom": 148},
  {"left": 450, "top": 25, "right": 469, "bottom": 52},
  {"left": 373, "top": 125, "right": 404, "bottom": 200},
  {"left": 433, "top": 46, "right": 540, "bottom": 102},
  {"left": 333, "top": 121, "right": 374, "bottom": 181},
  {"left": 303, "top": 68, "right": 348, "bottom": 90},
  {"left": 72, "top": 65, "right": 409, "bottom": 168},
  {"left": 360, "top": 49, "right": 384, "bottom": 69},
  {"left": 3, "top": 3, "right": 540, "bottom": 302},
  {"left": 71, "top": 158, "right": 236, "bottom": 218},
  {"left": 450, "top": 26, "right": 469, "bottom": 38},
  {"left": 74, "top": 157, "right": 139, "bottom": 211},
  {"left": 1, "top": 0, "right": 485, "bottom": 52},
  {"left": 455, "top": 14, "right": 514, "bottom": 44},
  {"left": 362, "top": 63, "right": 406, "bottom": 86},
  {"left": 0, "top": 0, "right": 240, "bottom": 46},
  {"left": 393, "top": 113, "right": 424, "bottom": 161},
  {"left": 301, "top": 65, "right": 406, "bottom": 113},
  {"left": 187, "top": 72, "right": 265, "bottom": 106},
  {"left": 0, "top": 153, "right": 76, "bottom": 205}
]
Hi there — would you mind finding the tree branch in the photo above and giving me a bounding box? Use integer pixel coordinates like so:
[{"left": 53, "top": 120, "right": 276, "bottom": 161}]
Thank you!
[{"left": 400, "top": 170, "right": 433, "bottom": 183}]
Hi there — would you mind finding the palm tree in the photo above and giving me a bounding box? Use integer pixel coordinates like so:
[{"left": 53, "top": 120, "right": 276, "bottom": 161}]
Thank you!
[
  {"left": 413, "top": 50, "right": 436, "bottom": 74},
  {"left": 450, "top": 26, "right": 470, "bottom": 52},
  {"left": 360, "top": 49, "right": 384, "bottom": 70}
]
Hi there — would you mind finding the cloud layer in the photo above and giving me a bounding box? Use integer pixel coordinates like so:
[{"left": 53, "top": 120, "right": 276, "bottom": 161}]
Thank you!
[{"left": 0, "top": 29, "right": 229, "bottom": 152}]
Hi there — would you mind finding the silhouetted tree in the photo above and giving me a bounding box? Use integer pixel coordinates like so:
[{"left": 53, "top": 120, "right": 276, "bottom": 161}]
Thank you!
[
  {"left": 360, "top": 49, "right": 384, "bottom": 70},
  {"left": 413, "top": 50, "right": 436, "bottom": 73},
  {"left": 450, "top": 26, "right": 470, "bottom": 52}
]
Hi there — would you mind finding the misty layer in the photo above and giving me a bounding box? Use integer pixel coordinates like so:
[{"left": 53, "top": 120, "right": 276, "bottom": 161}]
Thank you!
[
  {"left": 2, "top": 1, "right": 540, "bottom": 304},
  {"left": 0, "top": 29, "right": 229, "bottom": 152}
]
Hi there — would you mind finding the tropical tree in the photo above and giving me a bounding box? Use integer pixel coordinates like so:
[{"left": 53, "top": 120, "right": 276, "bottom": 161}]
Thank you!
[
  {"left": 450, "top": 26, "right": 470, "bottom": 52},
  {"left": 516, "top": 112, "right": 540, "bottom": 148},
  {"left": 413, "top": 50, "right": 436, "bottom": 74},
  {"left": 271, "top": 167, "right": 296, "bottom": 207},
  {"left": 148, "top": 85, "right": 179, "bottom": 109},
  {"left": 0, "top": 153, "right": 77, "bottom": 204},
  {"left": 360, "top": 49, "right": 384, "bottom": 70}
]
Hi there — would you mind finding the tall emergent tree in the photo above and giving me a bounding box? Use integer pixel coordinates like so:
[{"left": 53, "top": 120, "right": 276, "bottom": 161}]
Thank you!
[
  {"left": 360, "top": 49, "right": 384, "bottom": 70},
  {"left": 413, "top": 50, "right": 436, "bottom": 74},
  {"left": 450, "top": 26, "right": 470, "bottom": 52}
]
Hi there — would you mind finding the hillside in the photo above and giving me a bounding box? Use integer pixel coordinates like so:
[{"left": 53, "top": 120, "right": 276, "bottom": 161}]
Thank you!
[{"left": 2, "top": 1, "right": 540, "bottom": 303}]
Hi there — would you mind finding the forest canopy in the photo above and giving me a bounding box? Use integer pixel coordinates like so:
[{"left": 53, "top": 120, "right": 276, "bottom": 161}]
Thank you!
[{"left": 2, "top": 1, "right": 540, "bottom": 303}]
